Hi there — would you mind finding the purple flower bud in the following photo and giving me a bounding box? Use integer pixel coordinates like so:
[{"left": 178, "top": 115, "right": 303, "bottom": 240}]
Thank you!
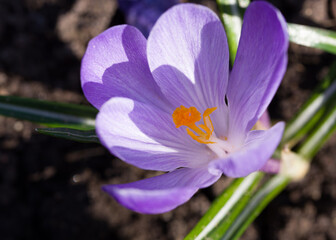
[{"left": 118, "top": 0, "right": 180, "bottom": 37}]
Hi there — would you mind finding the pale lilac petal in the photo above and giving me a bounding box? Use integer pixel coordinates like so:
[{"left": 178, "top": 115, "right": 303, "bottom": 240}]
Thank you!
[
  {"left": 96, "top": 97, "right": 212, "bottom": 171},
  {"left": 209, "top": 122, "right": 284, "bottom": 178},
  {"left": 260, "top": 158, "right": 280, "bottom": 174},
  {"left": 227, "top": 2, "right": 288, "bottom": 143},
  {"left": 147, "top": 4, "right": 229, "bottom": 116},
  {"left": 103, "top": 167, "right": 221, "bottom": 214},
  {"left": 81, "top": 25, "right": 169, "bottom": 110},
  {"left": 259, "top": 110, "right": 271, "bottom": 129}
]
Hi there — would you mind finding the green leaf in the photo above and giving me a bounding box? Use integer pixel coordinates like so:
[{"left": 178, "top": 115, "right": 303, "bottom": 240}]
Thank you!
[
  {"left": 184, "top": 172, "right": 263, "bottom": 240},
  {"left": 297, "top": 98, "right": 336, "bottom": 160},
  {"left": 282, "top": 62, "right": 336, "bottom": 146},
  {"left": 36, "top": 128, "right": 99, "bottom": 143},
  {"left": 0, "top": 95, "right": 97, "bottom": 130},
  {"left": 222, "top": 175, "right": 290, "bottom": 240},
  {"left": 288, "top": 23, "right": 336, "bottom": 54},
  {"left": 216, "top": 0, "right": 244, "bottom": 65}
]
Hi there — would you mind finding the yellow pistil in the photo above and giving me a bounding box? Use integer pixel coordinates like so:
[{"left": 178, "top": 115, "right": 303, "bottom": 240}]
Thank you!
[{"left": 172, "top": 105, "right": 217, "bottom": 144}]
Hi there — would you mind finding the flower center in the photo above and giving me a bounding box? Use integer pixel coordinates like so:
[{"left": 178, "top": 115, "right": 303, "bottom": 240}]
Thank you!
[
  {"left": 172, "top": 105, "right": 235, "bottom": 158},
  {"left": 172, "top": 105, "right": 217, "bottom": 144}
]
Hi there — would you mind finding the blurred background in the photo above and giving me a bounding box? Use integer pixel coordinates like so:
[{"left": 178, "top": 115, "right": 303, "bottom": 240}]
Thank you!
[{"left": 0, "top": 0, "right": 335, "bottom": 239}]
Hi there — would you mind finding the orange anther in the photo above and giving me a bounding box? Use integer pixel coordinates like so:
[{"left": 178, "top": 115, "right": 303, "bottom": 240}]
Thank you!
[
  {"left": 172, "top": 106, "right": 201, "bottom": 128},
  {"left": 172, "top": 105, "right": 217, "bottom": 144}
]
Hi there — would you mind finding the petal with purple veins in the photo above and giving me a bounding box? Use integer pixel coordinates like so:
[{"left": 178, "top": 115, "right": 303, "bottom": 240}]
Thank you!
[
  {"left": 227, "top": 1, "right": 288, "bottom": 144},
  {"left": 147, "top": 4, "right": 230, "bottom": 116}
]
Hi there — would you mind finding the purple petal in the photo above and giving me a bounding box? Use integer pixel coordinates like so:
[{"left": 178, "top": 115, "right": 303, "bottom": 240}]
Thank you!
[
  {"left": 227, "top": 2, "right": 288, "bottom": 143},
  {"left": 118, "top": 0, "right": 179, "bottom": 14},
  {"left": 81, "top": 25, "right": 169, "bottom": 110},
  {"left": 209, "top": 122, "right": 285, "bottom": 178},
  {"left": 126, "top": 4, "right": 163, "bottom": 37},
  {"left": 260, "top": 158, "right": 280, "bottom": 174},
  {"left": 119, "top": 0, "right": 180, "bottom": 37},
  {"left": 103, "top": 167, "right": 221, "bottom": 214},
  {"left": 96, "top": 97, "right": 212, "bottom": 171},
  {"left": 259, "top": 110, "right": 271, "bottom": 129},
  {"left": 147, "top": 4, "right": 230, "bottom": 114}
]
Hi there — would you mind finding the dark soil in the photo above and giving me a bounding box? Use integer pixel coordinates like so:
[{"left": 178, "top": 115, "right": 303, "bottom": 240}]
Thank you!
[{"left": 0, "top": 0, "right": 335, "bottom": 239}]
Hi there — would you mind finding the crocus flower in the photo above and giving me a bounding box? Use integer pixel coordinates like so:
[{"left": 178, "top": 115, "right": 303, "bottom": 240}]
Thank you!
[
  {"left": 118, "top": 0, "right": 180, "bottom": 37},
  {"left": 81, "top": 2, "right": 288, "bottom": 214}
]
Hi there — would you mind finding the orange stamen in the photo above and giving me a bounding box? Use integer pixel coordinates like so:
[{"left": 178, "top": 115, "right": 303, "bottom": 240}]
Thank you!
[
  {"left": 172, "top": 105, "right": 217, "bottom": 144},
  {"left": 172, "top": 106, "right": 201, "bottom": 128}
]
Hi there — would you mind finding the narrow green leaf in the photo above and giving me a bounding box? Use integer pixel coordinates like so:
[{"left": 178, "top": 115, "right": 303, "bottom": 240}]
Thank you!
[
  {"left": 282, "top": 63, "right": 336, "bottom": 146},
  {"left": 184, "top": 172, "right": 263, "bottom": 240},
  {"left": 216, "top": 0, "right": 244, "bottom": 65},
  {"left": 288, "top": 23, "right": 336, "bottom": 54},
  {"left": 0, "top": 95, "right": 97, "bottom": 130},
  {"left": 297, "top": 99, "right": 336, "bottom": 160},
  {"left": 36, "top": 128, "right": 99, "bottom": 143},
  {"left": 222, "top": 175, "right": 290, "bottom": 240},
  {"left": 206, "top": 172, "right": 263, "bottom": 239}
]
